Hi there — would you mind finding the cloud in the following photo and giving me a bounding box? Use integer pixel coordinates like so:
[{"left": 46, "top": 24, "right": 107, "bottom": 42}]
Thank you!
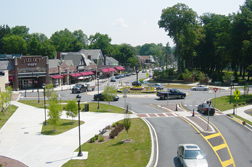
[{"left": 111, "top": 18, "right": 129, "bottom": 28}]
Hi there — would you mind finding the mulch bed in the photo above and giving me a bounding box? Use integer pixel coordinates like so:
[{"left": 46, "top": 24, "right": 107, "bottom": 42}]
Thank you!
[{"left": 0, "top": 155, "right": 27, "bottom": 167}]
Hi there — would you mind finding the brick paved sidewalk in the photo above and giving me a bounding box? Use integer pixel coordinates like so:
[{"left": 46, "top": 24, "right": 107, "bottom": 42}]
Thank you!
[{"left": 0, "top": 155, "right": 27, "bottom": 167}]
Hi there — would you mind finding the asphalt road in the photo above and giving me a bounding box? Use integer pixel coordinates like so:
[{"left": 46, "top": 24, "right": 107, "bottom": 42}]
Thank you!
[{"left": 18, "top": 73, "right": 252, "bottom": 167}]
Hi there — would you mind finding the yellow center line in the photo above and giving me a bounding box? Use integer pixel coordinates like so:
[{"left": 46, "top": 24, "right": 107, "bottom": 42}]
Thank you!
[
  {"left": 213, "top": 143, "right": 226, "bottom": 152},
  {"left": 180, "top": 116, "right": 236, "bottom": 167}
]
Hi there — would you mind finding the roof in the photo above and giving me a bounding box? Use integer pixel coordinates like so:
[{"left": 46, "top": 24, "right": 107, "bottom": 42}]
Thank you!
[
  {"left": 0, "top": 61, "right": 14, "bottom": 70},
  {"left": 79, "top": 49, "right": 103, "bottom": 60},
  {"left": 106, "top": 57, "right": 118, "bottom": 64},
  {"left": 61, "top": 52, "right": 83, "bottom": 66},
  {"left": 48, "top": 59, "right": 61, "bottom": 68}
]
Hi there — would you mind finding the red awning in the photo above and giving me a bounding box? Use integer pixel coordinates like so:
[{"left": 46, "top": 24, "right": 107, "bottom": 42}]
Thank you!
[
  {"left": 87, "top": 71, "right": 94, "bottom": 75},
  {"left": 115, "top": 66, "right": 125, "bottom": 70},
  {"left": 70, "top": 73, "right": 82, "bottom": 77},
  {"left": 100, "top": 68, "right": 109, "bottom": 73},
  {"left": 108, "top": 67, "right": 116, "bottom": 72},
  {"left": 50, "top": 75, "right": 64, "bottom": 79},
  {"left": 9, "top": 76, "right": 13, "bottom": 81}
]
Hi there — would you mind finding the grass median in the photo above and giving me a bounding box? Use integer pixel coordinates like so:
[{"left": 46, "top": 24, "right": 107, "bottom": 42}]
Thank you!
[{"left": 62, "top": 118, "right": 151, "bottom": 167}]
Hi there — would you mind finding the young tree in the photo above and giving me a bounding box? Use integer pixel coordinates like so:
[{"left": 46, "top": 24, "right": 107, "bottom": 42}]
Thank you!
[
  {"left": 0, "top": 92, "right": 7, "bottom": 113},
  {"left": 65, "top": 99, "right": 78, "bottom": 122},
  {"left": 103, "top": 86, "right": 117, "bottom": 110},
  {"left": 47, "top": 92, "right": 63, "bottom": 130},
  {"left": 45, "top": 83, "right": 54, "bottom": 99},
  {"left": 123, "top": 105, "right": 131, "bottom": 140}
]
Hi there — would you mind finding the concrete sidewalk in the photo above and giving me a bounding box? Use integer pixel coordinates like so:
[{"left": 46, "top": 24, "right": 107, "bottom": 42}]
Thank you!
[
  {"left": 222, "top": 105, "right": 252, "bottom": 122},
  {"left": 0, "top": 101, "right": 136, "bottom": 167}
]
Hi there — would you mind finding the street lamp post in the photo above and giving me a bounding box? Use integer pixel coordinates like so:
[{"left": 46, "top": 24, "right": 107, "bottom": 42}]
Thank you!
[
  {"left": 42, "top": 83, "right": 47, "bottom": 125},
  {"left": 76, "top": 94, "right": 83, "bottom": 157},
  {"left": 36, "top": 75, "right": 40, "bottom": 103},
  {"left": 135, "top": 64, "right": 139, "bottom": 82},
  {"left": 97, "top": 77, "right": 100, "bottom": 109}
]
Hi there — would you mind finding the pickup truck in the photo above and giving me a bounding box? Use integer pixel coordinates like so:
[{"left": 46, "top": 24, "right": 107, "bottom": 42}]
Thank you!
[{"left": 156, "top": 89, "right": 186, "bottom": 100}]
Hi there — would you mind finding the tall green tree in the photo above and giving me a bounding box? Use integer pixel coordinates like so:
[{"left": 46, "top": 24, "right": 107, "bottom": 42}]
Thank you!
[
  {"left": 114, "top": 44, "right": 134, "bottom": 66},
  {"left": 89, "top": 33, "right": 113, "bottom": 56},
  {"left": 11, "top": 26, "right": 30, "bottom": 41},
  {"left": 158, "top": 3, "right": 197, "bottom": 74},
  {"left": 1, "top": 35, "right": 27, "bottom": 54}
]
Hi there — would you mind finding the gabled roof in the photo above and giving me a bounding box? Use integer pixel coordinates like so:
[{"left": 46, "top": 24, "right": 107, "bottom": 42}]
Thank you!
[
  {"left": 48, "top": 59, "right": 61, "bottom": 68},
  {"left": 62, "top": 52, "right": 83, "bottom": 66},
  {"left": 79, "top": 49, "right": 103, "bottom": 60},
  {"left": 0, "top": 61, "right": 14, "bottom": 70},
  {"left": 106, "top": 57, "right": 118, "bottom": 64}
]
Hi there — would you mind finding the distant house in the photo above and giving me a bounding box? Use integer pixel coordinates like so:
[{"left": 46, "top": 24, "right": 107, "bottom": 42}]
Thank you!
[
  {"left": 136, "top": 55, "right": 155, "bottom": 68},
  {"left": 79, "top": 49, "right": 104, "bottom": 66},
  {"left": 105, "top": 57, "right": 118, "bottom": 65}
]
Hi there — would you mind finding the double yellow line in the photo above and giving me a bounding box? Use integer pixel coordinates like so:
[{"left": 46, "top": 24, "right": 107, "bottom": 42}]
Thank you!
[{"left": 179, "top": 104, "right": 235, "bottom": 167}]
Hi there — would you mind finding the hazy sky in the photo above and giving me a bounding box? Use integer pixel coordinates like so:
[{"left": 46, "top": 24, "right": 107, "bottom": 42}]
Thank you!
[{"left": 0, "top": 0, "right": 246, "bottom": 47}]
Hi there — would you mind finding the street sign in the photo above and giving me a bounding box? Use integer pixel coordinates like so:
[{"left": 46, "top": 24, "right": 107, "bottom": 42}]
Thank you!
[
  {"left": 146, "top": 73, "right": 149, "bottom": 78},
  {"left": 122, "top": 88, "right": 128, "bottom": 95},
  {"left": 213, "top": 88, "right": 218, "bottom": 92},
  {"left": 234, "top": 89, "right": 240, "bottom": 96},
  {"left": 234, "top": 96, "right": 240, "bottom": 100}
]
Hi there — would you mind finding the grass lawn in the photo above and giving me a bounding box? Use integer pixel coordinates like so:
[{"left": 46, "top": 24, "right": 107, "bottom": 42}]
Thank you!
[
  {"left": 62, "top": 118, "right": 151, "bottom": 167},
  {"left": 232, "top": 114, "right": 252, "bottom": 126},
  {"left": 0, "top": 105, "right": 18, "bottom": 129},
  {"left": 212, "top": 94, "right": 252, "bottom": 111},
  {"left": 41, "top": 119, "right": 84, "bottom": 135}
]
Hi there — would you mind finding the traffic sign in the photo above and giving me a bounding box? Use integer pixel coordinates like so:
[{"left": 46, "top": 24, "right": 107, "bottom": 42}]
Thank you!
[
  {"left": 122, "top": 88, "right": 128, "bottom": 95},
  {"left": 213, "top": 88, "right": 218, "bottom": 92},
  {"left": 234, "top": 89, "right": 240, "bottom": 96},
  {"left": 234, "top": 96, "right": 240, "bottom": 100},
  {"left": 146, "top": 73, "right": 149, "bottom": 78}
]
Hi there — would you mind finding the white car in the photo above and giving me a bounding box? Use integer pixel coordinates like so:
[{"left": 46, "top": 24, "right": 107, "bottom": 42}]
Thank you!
[
  {"left": 150, "top": 83, "right": 165, "bottom": 90},
  {"left": 177, "top": 144, "right": 208, "bottom": 167},
  {"left": 191, "top": 85, "right": 209, "bottom": 91}
]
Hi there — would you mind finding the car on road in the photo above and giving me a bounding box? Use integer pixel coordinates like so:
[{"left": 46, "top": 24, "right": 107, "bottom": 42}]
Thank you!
[
  {"left": 177, "top": 144, "right": 208, "bottom": 167},
  {"left": 197, "top": 102, "right": 215, "bottom": 115},
  {"left": 142, "top": 69, "right": 146, "bottom": 73},
  {"left": 120, "top": 74, "right": 125, "bottom": 78},
  {"left": 156, "top": 89, "right": 186, "bottom": 100},
  {"left": 149, "top": 83, "right": 165, "bottom": 90},
  {"left": 110, "top": 76, "right": 116, "bottom": 82},
  {"left": 125, "top": 73, "right": 131, "bottom": 76},
  {"left": 191, "top": 85, "right": 209, "bottom": 91},
  {"left": 72, "top": 84, "right": 86, "bottom": 93},
  {"left": 132, "top": 81, "right": 142, "bottom": 86},
  {"left": 93, "top": 93, "right": 119, "bottom": 101},
  {"left": 115, "top": 75, "right": 121, "bottom": 79}
]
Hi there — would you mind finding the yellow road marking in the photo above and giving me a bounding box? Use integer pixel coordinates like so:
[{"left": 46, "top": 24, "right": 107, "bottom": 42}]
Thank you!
[
  {"left": 213, "top": 143, "right": 226, "bottom": 151},
  {"left": 180, "top": 116, "right": 236, "bottom": 167},
  {"left": 205, "top": 133, "right": 221, "bottom": 140},
  {"left": 232, "top": 117, "right": 243, "bottom": 124}
]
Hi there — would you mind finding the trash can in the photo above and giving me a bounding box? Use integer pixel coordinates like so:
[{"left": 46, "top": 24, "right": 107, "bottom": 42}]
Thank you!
[{"left": 85, "top": 104, "right": 89, "bottom": 112}]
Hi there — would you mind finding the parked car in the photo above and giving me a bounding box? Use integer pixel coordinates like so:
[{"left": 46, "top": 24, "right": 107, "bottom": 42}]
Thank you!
[
  {"left": 115, "top": 75, "right": 121, "bottom": 79},
  {"left": 120, "top": 74, "right": 125, "bottom": 78},
  {"left": 72, "top": 84, "right": 86, "bottom": 93},
  {"left": 126, "top": 72, "right": 131, "bottom": 76},
  {"left": 132, "top": 81, "right": 142, "bottom": 86},
  {"left": 93, "top": 93, "right": 119, "bottom": 101},
  {"left": 156, "top": 89, "right": 186, "bottom": 100},
  {"left": 177, "top": 144, "right": 208, "bottom": 167},
  {"left": 149, "top": 83, "right": 165, "bottom": 90},
  {"left": 142, "top": 69, "right": 146, "bottom": 73},
  {"left": 110, "top": 76, "right": 116, "bottom": 82},
  {"left": 191, "top": 85, "right": 209, "bottom": 91},
  {"left": 197, "top": 102, "right": 215, "bottom": 115}
]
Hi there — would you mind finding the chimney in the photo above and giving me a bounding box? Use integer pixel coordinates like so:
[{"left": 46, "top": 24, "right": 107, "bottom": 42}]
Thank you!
[{"left": 57, "top": 52, "right": 62, "bottom": 60}]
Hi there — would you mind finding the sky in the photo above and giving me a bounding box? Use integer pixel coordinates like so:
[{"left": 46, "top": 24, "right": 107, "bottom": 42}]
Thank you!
[{"left": 0, "top": 0, "right": 246, "bottom": 47}]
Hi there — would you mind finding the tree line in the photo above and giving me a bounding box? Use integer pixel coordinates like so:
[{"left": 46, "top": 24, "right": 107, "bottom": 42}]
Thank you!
[
  {"left": 0, "top": 25, "right": 172, "bottom": 68},
  {"left": 158, "top": 0, "right": 252, "bottom": 81}
]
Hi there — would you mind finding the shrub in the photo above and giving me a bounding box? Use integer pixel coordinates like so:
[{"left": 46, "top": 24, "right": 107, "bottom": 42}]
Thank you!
[
  {"left": 89, "top": 137, "right": 96, "bottom": 143},
  {"left": 95, "top": 134, "right": 99, "bottom": 140},
  {"left": 109, "top": 123, "right": 124, "bottom": 139},
  {"left": 99, "top": 135, "right": 105, "bottom": 142}
]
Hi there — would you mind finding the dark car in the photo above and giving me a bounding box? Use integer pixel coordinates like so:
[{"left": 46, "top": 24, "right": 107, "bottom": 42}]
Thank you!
[
  {"left": 197, "top": 103, "right": 215, "bottom": 115},
  {"left": 156, "top": 89, "right": 186, "bottom": 100},
  {"left": 126, "top": 73, "right": 131, "bottom": 76},
  {"left": 72, "top": 84, "right": 86, "bottom": 93},
  {"left": 132, "top": 81, "right": 142, "bottom": 86},
  {"left": 93, "top": 93, "right": 119, "bottom": 101},
  {"left": 110, "top": 76, "right": 116, "bottom": 82},
  {"left": 115, "top": 75, "right": 121, "bottom": 79}
]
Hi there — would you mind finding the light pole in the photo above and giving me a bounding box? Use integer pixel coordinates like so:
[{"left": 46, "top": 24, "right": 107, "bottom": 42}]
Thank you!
[
  {"left": 97, "top": 76, "right": 100, "bottom": 109},
  {"left": 76, "top": 94, "right": 83, "bottom": 157},
  {"left": 135, "top": 64, "right": 139, "bottom": 82},
  {"left": 42, "top": 83, "right": 47, "bottom": 125},
  {"left": 36, "top": 75, "right": 40, "bottom": 103}
]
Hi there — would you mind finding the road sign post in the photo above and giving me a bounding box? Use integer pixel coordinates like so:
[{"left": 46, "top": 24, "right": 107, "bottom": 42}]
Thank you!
[
  {"left": 233, "top": 89, "right": 240, "bottom": 115},
  {"left": 123, "top": 88, "right": 128, "bottom": 112},
  {"left": 213, "top": 88, "right": 218, "bottom": 107}
]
